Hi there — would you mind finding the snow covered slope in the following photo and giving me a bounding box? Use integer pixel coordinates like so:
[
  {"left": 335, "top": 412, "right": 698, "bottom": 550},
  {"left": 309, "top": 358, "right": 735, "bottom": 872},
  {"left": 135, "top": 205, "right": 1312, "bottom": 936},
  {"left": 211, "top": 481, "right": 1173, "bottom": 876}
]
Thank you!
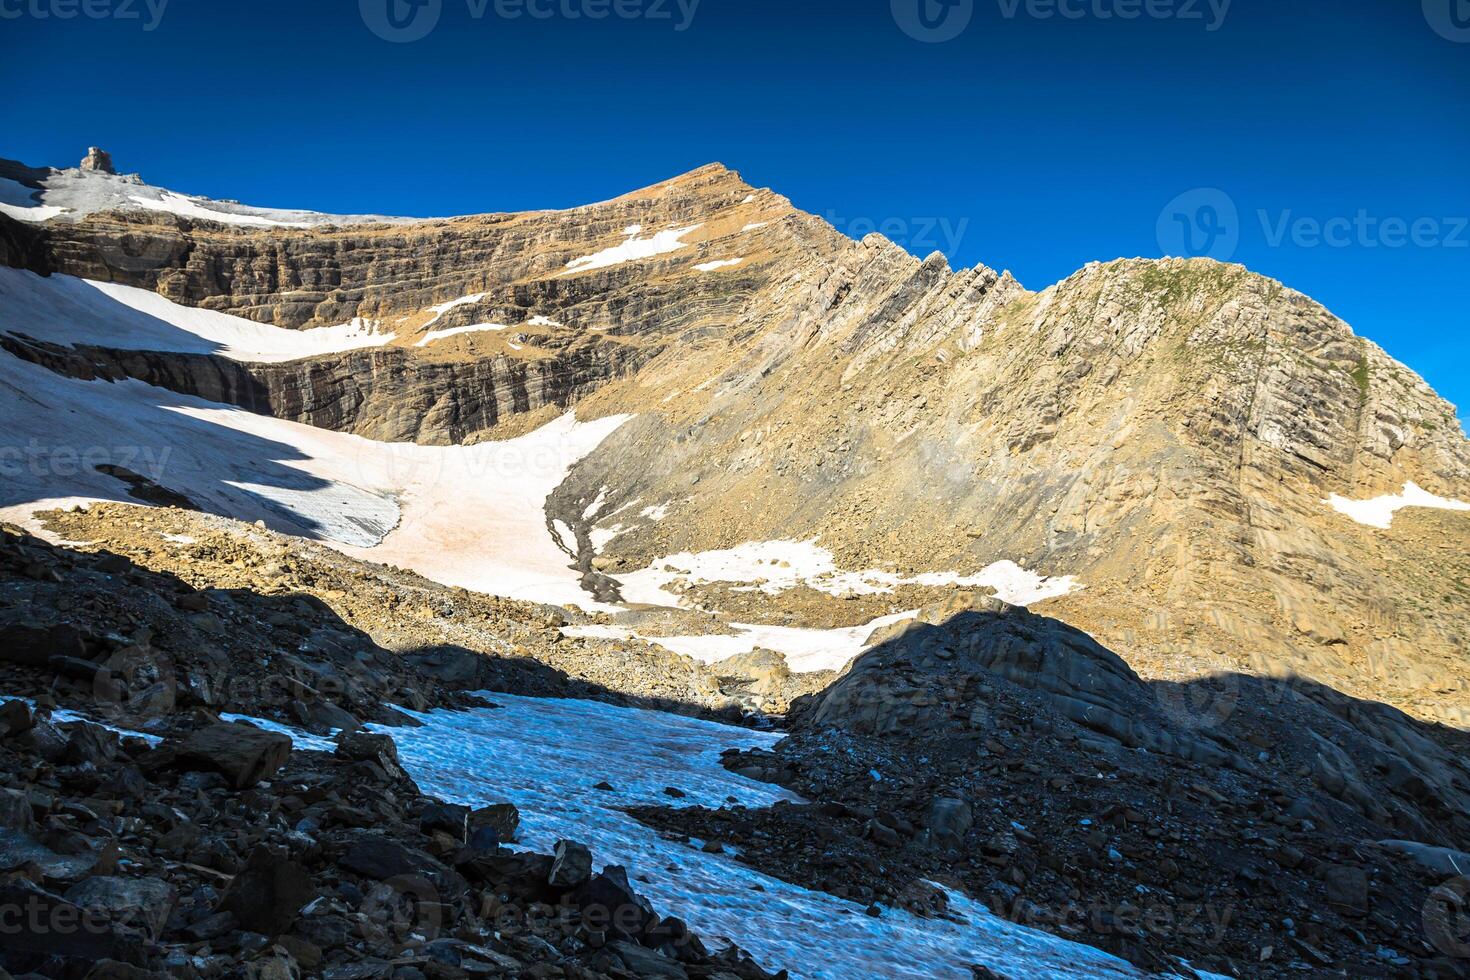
[
  {"left": 381, "top": 694, "right": 1145, "bottom": 980},
  {"left": 0, "top": 343, "right": 628, "bottom": 607},
  {"left": 0, "top": 268, "right": 395, "bottom": 362},
  {"left": 0, "top": 162, "right": 427, "bottom": 227}
]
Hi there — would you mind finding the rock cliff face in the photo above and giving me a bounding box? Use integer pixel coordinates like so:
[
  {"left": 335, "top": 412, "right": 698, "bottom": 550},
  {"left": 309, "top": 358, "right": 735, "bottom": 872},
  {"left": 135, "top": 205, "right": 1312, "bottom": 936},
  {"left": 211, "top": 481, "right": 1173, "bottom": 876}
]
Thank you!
[
  {"left": 1, "top": 331, "right": 648, "bottom": 445},
  {"left": 2, "top": 152, "right": 1467, "bottom": 731}
]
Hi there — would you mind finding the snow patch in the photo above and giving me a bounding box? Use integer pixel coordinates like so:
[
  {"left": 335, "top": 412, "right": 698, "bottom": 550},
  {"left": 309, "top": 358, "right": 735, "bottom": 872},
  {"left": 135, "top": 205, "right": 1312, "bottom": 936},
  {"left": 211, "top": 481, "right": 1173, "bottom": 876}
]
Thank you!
[
  {"left": 561, "top": 224, "right": 702, "bottom": 276},
  {"left": 128, "top": 191, "right": 313, "bottom": 228},
  {"left": 422, "top": 293, "right": 488, "bottom": 329},
  {"left": 0, "top": 177, "right": 68, "bottom": 222},
  {"left": 0, "top": 325, "right": 631, "bottom": 609},
  {"left": 414, "top": 323, "right": 509, "bottom": 347},
  {"left": 695, "top": 258, "right": 745, "bottom": 272},
  {"left": 1326, "top": 482, "right": 1470, "bottom": 529},
  {"left": 615, "top": 540, "right": 1079, "bottom": 608},
  {"left": 648, "top": 610, "right": 922, "bottom": 674},
  {"left": 367, "top": 695, "right": 1143, "bottom": 980},
  {"left": 0, "top": 268, "right": 395, "bottom": 362},
  {"left": 742, "top": 222, "right": 768, "bottom": 232}
]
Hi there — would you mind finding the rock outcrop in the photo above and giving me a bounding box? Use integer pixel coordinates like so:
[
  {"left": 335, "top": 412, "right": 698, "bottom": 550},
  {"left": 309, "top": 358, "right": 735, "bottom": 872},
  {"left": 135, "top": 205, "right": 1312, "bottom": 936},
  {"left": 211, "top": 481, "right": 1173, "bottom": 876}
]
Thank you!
[{"left": 79, "top": 146, "right": 115, "bottom": 174}]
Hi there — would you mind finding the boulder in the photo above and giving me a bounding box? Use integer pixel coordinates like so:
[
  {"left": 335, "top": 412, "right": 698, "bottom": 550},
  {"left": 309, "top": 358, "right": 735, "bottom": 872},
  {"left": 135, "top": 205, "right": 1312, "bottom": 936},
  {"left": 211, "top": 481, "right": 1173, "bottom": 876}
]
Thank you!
[
  {"left": 923, "top": 798, "right": 974, "bottom": 847},
  {"left": 0, "top": 879, "right": 136, "bottom": 962},
  {"left": 63, "top": 875, "right": 177, "bottom": 940},
  {"left": 549, "top": 840, "right": 593, "bottom": 889},
  {"left": 0, "top": 623, "right": 86, "bottom": 667},
  {"left": 335, "top": 730, "right": 408, "bottom": 782},
  {"left": 167, "top": 723, "right": 292, "bottom": 789},
  {"left": 0, "top": 698, "right": 34, "bottom": 737},
  {"left": 419, "top": 801, "right": 470, "bottom": 842},
  {"left": 338, "top": 831, "right": 460, "bottom": 894},
  {"left": 62, "top": 722, "right": 121, "bottom": 767},
  {"left": 577, "top": 866, "right": 655, "bottom": 939},
  {"left": 220, "top": 846, "right": 318, "bottom": 936},
  {"left": 469, "top": 803, "right": 519, "bottom": 843}
]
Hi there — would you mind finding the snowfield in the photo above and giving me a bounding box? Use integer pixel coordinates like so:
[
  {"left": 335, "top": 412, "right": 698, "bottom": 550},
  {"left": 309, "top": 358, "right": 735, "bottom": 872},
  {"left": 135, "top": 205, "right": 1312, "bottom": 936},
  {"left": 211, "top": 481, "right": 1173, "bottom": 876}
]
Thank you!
[
  {"left": 614, "top": 540, "right": 1079, "bottom": 607},
  {"left": 0, "top": 268, "right": 396, "bottom": 362},
  {"left": 565, "top": 609, "right": 923, "bottom": 674},
  {"left": 127, "top": 190, "right": 316, "bottom": 228},
  {"left": 694, "top": 257, "right": 745, "bottom": 272},
  {"left": 373, "top": 694, "right": 1145, "bottom": 980},
  {"left": 0, "top": 348, "right": 630, "bottom": 608},
  {"left": 561, "top": 224, "right": 703, "bottom": 275},
  {"left": 1326, "top": 481, "right": 1470, "bottom": 529},
  {"left": 0, "top": 177, "right": 69, "bottom": 222}
]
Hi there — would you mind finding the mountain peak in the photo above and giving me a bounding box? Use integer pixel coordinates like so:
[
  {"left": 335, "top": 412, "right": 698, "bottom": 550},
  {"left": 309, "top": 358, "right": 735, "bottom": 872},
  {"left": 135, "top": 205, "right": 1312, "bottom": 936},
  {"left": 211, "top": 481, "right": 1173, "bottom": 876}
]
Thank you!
[{"left": 79, "top": 146, "right": 115, "bottom": 175}]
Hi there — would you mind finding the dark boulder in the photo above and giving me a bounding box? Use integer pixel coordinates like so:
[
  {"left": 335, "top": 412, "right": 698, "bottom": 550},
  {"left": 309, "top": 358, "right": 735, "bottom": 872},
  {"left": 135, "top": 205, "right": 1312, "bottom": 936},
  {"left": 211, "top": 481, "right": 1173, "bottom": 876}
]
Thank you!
[
  {"left": 164, "top": 723, "right": 292, "bottom": 789},
  {"left": 220, "top": 845, "right": 318, "bottom": 936}
]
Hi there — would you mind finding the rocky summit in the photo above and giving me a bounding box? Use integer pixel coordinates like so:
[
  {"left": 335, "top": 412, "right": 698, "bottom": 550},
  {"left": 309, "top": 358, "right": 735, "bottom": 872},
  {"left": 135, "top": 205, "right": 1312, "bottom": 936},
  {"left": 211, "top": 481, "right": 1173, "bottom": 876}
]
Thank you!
[{"left": 0, "top": 149, "right": 1467, "bottom": 979}]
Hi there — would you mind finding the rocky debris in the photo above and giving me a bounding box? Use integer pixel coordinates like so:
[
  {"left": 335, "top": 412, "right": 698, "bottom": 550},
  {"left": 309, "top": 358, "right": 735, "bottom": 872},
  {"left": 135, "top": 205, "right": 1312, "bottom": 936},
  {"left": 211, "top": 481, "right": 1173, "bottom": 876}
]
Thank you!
[
  {"left": 632, "top": 605, "right": 1470, "bottom": 977},
  {"left": 79, "top": 147, "right": 115, "bottom": 174},
  {"left": 0, "top": 521, "right": 786, "bottom": 979},
  {"left": 26, "top": 505, "right": 762, "bottom": 721},
  {"left": 0, "top": 701, "right": 784, "bottom": 980},
  {"left": 158, "top": 722, "right": 293, "bottom": 789}
]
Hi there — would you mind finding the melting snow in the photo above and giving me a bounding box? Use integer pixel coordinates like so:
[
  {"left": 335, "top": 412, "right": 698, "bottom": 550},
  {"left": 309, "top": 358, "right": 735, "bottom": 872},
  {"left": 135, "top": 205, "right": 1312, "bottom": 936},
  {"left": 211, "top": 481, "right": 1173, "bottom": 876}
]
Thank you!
[
  {"left": 642, "top": 610, "right": 922, "bottom": 674},
  {"left": 414, "top": 323, "right": 509, "bottom": 347},
  {"left": 128, "top": 191, "right": 314, "bottom": 228},
  {"left": 0, "top": 177, "right": 69, "bottom": 222},
  {"left": 695, "top": 258, "right": 745, "bottom": 272},
  {"left": 561, "top": 224, "right": 703, "bottom": 276},
  {"left": 615, "top": 540, "right": 1079, "bottom": 608},
  {"left": 421, "top": 293, "right": 489, "bottom": 329},
  {"left": 1326, "top": 481, "right": 1470, "bottom": 529},
  {"left": 742, "top": 222, "right": 768, "bottom": 232},
  {"left": 369, "top": 694, "right": 1143, "bottom": 980},
  {"left": 0, "top": 336, "right": 630, "bottom": 608},
  {"left": 0, "top": 269, "right": 395, "bottom": 362}
]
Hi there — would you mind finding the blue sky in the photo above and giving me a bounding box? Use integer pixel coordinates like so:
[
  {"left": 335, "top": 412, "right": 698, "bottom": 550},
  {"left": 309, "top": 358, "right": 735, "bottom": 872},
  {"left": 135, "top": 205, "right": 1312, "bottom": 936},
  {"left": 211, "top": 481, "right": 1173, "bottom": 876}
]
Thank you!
[{"left": 2, "top": 0, "right": 1467, "bottom": 413}]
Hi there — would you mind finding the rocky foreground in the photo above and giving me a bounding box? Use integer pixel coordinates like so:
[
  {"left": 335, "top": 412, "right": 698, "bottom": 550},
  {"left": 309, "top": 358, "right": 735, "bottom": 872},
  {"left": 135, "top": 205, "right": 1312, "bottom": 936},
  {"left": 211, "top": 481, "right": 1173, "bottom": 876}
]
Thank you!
[
  {"left": 633, "top": 597, "right": 1470, "bottom": 978},
  {"left": 3, "top": 508, "right": 1470, "bottom": 978},
  {"left": 0, "top": 521, "right": 784, "bottom": 979}
]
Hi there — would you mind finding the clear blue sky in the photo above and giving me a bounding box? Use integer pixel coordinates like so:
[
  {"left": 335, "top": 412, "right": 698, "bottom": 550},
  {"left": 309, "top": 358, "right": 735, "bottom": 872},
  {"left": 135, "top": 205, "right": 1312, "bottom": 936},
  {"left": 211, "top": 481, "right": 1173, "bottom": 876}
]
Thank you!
[{"left": 2, "top": 0, "right": 1467, "bottom": 414}]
